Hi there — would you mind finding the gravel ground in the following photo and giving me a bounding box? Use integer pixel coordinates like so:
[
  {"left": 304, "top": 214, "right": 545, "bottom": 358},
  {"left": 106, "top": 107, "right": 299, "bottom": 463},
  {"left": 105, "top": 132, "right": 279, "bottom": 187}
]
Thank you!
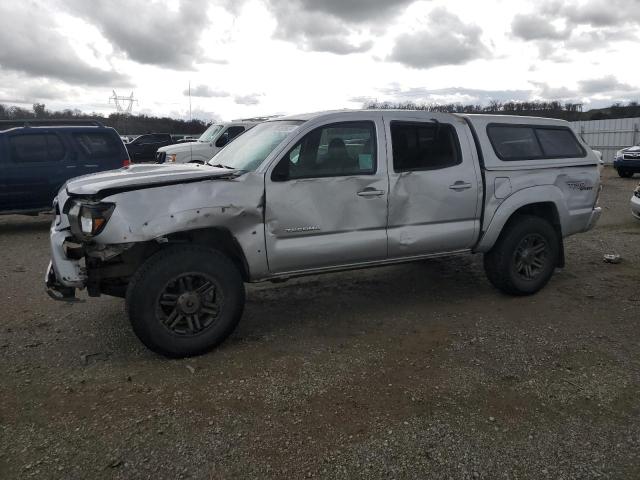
[{"left": 1, "top": 167, "right": 639, "bottom": 479}]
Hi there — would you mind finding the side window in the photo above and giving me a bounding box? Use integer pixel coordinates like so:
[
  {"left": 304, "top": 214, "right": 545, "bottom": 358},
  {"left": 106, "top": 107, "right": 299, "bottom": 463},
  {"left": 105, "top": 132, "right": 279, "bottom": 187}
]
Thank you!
[
  {"left": 9, "top": 134, "right": 65, "bottom": 163},
  {"left": 391, "top": 122, "right": 460, "bottom": 171},
  {"left": 46, "top": 134, "right": 66, "bottom": 161},
  {"left": 227, "top": 126, "right": 245, "bottom": 140},
  {"left": 279, "top": 121, "right": 376, "bottom": 180},
  {"left": 73, "top": 133, "right": 121, "bottom": 158},
  {"left": 535, "top": 128, "right": 585, "bottom": 157},
  {"left": 487, "top": 125, "right": 542, "bottom": 160},
  {"left": 487, "top": 125, "right": 586, "bottom": 160}
]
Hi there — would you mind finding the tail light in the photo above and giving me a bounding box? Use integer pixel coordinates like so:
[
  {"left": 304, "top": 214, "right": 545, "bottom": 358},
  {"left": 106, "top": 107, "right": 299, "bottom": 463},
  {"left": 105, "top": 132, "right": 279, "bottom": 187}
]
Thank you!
[{"left": 123, "top": 158, "right": 131, "bottom": 167}]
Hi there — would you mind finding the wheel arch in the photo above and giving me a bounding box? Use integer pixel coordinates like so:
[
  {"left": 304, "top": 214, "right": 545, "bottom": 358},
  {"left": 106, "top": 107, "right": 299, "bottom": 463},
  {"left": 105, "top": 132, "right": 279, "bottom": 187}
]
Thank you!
[
  {"left": 475, "top": 186, "right": 567, "bottom": 266},
  {"left": 164, "top": 227, "right": 251, "bottom": 281}
]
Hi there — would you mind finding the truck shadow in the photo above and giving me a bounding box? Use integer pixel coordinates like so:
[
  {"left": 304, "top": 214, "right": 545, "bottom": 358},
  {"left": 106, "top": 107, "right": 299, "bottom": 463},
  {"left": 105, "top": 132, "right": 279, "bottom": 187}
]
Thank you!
[{"left": 236, "top": 255, "right": 492, "bottom": 343}]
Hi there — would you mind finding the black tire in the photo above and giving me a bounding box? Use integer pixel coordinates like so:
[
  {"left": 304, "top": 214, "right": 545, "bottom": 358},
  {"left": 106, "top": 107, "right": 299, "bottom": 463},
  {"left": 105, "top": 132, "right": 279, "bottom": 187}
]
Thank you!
[
  {"left": 617, "top": 169, "right": 633, "bottom": 178},
  {"left": 483, "top": 215, "right": 560, "bottom": 296},
  {"left": 125, "top": 245, "right": 245, "bottom": 358}
]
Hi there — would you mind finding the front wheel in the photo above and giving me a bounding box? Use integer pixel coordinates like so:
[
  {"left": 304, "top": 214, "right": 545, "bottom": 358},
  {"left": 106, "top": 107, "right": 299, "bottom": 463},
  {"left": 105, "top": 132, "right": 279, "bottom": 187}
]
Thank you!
[
  {"left": 483, "top": 215, "right": 560, "bottom": 296},
  {"left": 126, "top": 246, "right": 245, "bottom": 358},
  {"left": 617, "top": 169, "right": 633, "bottom": 178}
]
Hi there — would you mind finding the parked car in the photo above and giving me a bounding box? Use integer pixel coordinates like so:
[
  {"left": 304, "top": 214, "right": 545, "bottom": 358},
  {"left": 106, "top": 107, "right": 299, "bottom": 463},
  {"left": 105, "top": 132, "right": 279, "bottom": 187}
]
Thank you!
[
  {"left": 175, "top": 136, "right": 198, "bottom": 144},
  {"left": 631, "top": 182, "right": 640, "bottom": 220},
  {"left": 156, "top": 121, "right": 258, "bottom": 164},
  {"left": 0, "top": 120, "right": 129, "bottom": 215},
  {"left": 614, "top": 144, "right": 640, "bottom": 177},
  {"left": 125, "top": 133, "right": 173, "bottom": 163},
  {"left": 46, "top": 110, "right": 601, "bottom": 357}
]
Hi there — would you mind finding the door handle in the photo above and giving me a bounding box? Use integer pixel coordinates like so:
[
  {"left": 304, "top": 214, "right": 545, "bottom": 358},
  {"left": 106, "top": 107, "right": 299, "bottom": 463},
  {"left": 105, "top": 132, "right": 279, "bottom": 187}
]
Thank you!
[
  {"left": 449, "top": 181, "right": 472, "bottom": 191},
  {"left": 357, "top": 188, "right": 385, "bottom": 197}
]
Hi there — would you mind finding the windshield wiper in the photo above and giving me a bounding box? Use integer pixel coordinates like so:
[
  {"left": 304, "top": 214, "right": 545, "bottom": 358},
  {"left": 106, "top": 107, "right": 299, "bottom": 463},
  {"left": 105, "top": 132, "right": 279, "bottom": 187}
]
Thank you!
[{"left": 209, "top": 163, "right": 236, "bottom": 169}]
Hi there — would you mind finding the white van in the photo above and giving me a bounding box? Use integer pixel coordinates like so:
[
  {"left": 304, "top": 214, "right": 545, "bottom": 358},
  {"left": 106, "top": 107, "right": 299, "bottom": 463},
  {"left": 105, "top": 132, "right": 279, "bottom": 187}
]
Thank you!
[{"left": 156, "top": 120, "right": 259, "bottom": 164}]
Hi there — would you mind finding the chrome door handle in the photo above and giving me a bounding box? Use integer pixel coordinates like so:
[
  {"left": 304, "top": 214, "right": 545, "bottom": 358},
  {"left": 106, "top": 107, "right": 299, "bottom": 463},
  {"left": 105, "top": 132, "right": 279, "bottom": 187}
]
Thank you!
[
  {"left": 357, "top": 188, "right": 385, "bottom": 197},
  {"left": 449, "top": 181, "right": 472, "bottom": 191}
]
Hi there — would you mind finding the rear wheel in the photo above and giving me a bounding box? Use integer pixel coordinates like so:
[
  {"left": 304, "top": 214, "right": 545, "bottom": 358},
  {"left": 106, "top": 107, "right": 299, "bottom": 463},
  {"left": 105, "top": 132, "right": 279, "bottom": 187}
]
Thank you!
[
  {"left": 126, "top": 245, "right": 245, "bottom": 358},
  {"left": 484, "top": 215, "right": 560, "bottom": 296},
  {"left": 617, "top": 169, "right": 633, "bottom": 178}
]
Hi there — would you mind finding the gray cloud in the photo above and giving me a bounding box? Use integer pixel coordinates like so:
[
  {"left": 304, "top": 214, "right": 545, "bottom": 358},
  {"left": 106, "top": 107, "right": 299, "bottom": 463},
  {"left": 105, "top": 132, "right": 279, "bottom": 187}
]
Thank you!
[
  {"left": 388, "top": 8, "right": 490, "bottom": 69},
  {"left": 377, "top": 79, "right": 640, "bottom": 109},
  {"left": 265, "top": 0, "right": 414, "bottom": 55},
  {"left": 184, "top": 85, "right": 230, "bottom": 97},
  {"left": 511, "top": 0, "right": 640, "bottom": 58},
  {"left": 531, "top": 77, "right": 640, "bottom": 104},
  {"left": 63, "top": 0, "right": 210, "bottom": 69},
  {"left": 0, "top": 2, "right": 130, "bottom": 87},
  {"left": 578, "top": 76, "right": 636, "bottom": 94},
  {"left": 234, "top": 94, "right": 262, "bottom": 105},
  {"left": 541, "top": 0, "right": 640, "bottom": 28},
  {"left": 511, "top": 14, "right": 570, "bottom": 41},
  {"left": 293, "top": 0, "right": 415, "bottom": 23},
  {"left": 379, "top": 86, "right": 533, "bottom": 105},
  {"left": 530, "top": 82, "right": 579, "bottom": 100}
]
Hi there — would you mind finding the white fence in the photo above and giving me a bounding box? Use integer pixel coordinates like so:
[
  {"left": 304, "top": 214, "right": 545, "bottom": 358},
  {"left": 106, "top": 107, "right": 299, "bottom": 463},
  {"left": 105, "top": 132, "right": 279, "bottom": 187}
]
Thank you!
[{"left": 570, "top": 117, "right": 640, "bottom": 163}]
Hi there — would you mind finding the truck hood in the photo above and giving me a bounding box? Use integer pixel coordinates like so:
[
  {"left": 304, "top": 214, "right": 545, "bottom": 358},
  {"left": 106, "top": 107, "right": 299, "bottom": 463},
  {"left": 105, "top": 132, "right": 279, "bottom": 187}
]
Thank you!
[
  {"left": 157, "top": 142, "right": 200, "bottom": 154},
  {"left": 65, "top": 163, "right": 236, "bottom": 197},
  {"left": 622, "top": 145, "right": 640, "bottom": 153}
]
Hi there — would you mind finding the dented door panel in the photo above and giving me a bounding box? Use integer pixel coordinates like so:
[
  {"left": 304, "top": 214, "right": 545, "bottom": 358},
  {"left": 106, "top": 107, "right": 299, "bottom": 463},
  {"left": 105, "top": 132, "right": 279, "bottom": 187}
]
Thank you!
[{"left": 385, "top": 114, "right": 482, "bottom": 257}]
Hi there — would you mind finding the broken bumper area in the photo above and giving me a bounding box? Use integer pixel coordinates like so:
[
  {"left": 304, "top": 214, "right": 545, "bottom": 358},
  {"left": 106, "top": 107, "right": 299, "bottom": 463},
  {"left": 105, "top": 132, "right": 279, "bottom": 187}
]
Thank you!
[{"left": 45, "top": 229, "right": 86, "bottom": 302}]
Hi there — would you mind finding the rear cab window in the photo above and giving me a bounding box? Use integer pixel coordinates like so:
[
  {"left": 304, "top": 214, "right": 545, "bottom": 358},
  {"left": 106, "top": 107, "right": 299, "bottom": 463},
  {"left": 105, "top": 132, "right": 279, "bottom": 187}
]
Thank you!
[{"left": 487, "top": 124, "right": 585, "bottom": 161}]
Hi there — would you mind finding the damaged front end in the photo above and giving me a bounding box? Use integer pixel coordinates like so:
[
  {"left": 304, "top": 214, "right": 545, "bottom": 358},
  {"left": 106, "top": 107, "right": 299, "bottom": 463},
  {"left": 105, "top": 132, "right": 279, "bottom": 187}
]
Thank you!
[{"left": 45, "top": 164, "right": 268, "bottom": 301}]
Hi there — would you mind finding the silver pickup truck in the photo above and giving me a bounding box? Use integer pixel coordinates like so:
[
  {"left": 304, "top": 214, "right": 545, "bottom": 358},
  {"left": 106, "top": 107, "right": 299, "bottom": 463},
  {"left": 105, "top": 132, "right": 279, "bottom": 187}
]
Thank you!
[{"left": 46, "top": 110, "right": 602, "bottom": 357}]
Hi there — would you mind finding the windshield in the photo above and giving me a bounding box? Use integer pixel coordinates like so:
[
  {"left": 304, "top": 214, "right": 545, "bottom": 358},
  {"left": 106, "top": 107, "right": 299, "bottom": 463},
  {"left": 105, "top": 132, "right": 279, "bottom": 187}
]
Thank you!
[
  {"left": 208, "top": 121, "right": 304, "bottom": 171},
  {"left": 198, "top": 124, "right": 224, "bottom": 142}
]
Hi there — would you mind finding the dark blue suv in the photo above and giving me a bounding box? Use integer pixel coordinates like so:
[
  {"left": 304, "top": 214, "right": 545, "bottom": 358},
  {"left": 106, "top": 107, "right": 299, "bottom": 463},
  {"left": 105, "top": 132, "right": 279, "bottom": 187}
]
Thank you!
[{"left": 0, "top": 120, "right": 129, "bottom": 214}]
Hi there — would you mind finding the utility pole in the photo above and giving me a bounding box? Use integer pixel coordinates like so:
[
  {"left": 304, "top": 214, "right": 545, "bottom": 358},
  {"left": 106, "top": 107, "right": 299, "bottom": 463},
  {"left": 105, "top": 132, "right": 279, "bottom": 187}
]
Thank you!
[{"left": 188, "top": 81, "right": 192, "bottom": 122}]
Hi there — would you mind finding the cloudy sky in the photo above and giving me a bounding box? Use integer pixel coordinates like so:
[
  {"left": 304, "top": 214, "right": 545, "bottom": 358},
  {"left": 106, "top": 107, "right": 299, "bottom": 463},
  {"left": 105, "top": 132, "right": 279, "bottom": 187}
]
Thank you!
[{"left": 0, "top": 0, "right": 639, "bottom": 122}]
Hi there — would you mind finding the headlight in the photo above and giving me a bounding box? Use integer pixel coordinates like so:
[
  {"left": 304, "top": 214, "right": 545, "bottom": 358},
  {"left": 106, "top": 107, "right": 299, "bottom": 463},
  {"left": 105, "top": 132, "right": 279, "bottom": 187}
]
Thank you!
[
  {"left": 168, "top": 154, "right": 177, "bottom": 163},
  {"left": 69, "top": 201, "right": 115, "bottom": 239}
]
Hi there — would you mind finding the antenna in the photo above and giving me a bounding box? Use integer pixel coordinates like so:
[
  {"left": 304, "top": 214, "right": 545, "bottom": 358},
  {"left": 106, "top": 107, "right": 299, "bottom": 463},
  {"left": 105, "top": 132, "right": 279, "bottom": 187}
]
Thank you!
[{"left": 109, "top": 90, "right": 138, "bottom": 115}]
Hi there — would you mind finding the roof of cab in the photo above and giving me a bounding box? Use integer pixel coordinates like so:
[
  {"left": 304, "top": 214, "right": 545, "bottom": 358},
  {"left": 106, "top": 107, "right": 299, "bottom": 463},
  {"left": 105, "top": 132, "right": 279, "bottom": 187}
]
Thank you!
[{"left": 271, "top": 109, "right": 572, "bottom": 127}]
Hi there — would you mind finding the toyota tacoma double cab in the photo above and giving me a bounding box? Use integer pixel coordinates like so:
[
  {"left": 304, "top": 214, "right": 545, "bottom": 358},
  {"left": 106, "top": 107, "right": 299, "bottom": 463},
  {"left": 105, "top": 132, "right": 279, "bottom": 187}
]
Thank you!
[{"left": 46, "top": 110, "right": 602, "bottom": 357}]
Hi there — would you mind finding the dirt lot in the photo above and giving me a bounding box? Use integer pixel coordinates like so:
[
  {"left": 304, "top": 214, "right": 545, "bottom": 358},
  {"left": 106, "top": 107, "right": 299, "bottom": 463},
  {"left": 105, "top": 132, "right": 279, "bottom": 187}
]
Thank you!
[{"left": 1, "top": 167, "right": 639, "bottom": 479}]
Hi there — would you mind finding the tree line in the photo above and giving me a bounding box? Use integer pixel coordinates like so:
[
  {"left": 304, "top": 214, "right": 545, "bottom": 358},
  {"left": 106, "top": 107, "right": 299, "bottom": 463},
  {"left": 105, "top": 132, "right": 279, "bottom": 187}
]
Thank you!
[
  {"left": 2, "top": 99, "right": 640, "bottom": 133},
  {"left": 0, "top": 103, "right": 210, "bottom": 135},
  {"left": 363, "top": 100, "right": 640, "bottom": 121}
]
